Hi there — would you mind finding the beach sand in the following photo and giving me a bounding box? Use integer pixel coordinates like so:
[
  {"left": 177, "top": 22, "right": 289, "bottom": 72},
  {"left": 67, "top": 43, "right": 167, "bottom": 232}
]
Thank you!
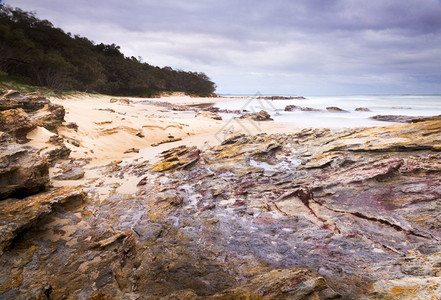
[{"left": 25, "top": 94, "right": 299, "bottom": 195}]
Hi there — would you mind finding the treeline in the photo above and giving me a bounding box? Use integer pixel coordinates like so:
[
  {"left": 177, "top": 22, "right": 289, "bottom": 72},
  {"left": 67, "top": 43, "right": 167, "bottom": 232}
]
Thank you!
[{"left": 0, "top": 4, "right": 216, "bottom": 96}]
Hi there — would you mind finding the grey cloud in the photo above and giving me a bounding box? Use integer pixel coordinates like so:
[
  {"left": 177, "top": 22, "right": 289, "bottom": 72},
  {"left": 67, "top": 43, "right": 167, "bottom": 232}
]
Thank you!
[{"left": 5, "top": 0, "right": 441, "bottom": 94}]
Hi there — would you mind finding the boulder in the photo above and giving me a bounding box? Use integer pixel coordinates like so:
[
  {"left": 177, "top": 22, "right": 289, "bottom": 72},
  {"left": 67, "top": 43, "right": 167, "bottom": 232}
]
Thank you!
[
  {"left": 238, "top": 110, "right": 273, "bottom": 121},
  {"left": 0, "top": 143, "right": 50, "bottom": 199},
  {"left": 326, "top": 106, "right": 348, "bottom": 112},
  {"left": 0, "top": 108, "right": 36, "bottom": 140}
]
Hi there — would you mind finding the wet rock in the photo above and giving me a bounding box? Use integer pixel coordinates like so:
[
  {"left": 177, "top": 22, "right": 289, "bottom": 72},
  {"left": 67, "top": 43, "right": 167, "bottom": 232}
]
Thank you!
[
  {"left": 371, "top": 114, "right": 422, "bottom": 123},
  {"left": 0, "top": 143, "right": 50, "bottom": 199},
  {"left": 238, "top": 110, "right": 273, "bottom": 121},
  {"left": 0, "top": 187, "right": 86, "bottom": 256},
  {"left": 326, "top": 106, "right": 347, "bottom": 112},
  {"left": 2, "top": 117, "right": 441, "bottom": 298},
  {"left": 0, "top": 108, "right": 36, "bottom": 140},
  {"left": 204, "top": 106, "right": 241, "bottom": 114},
  {"left": 257, "top": 96, "right": 306, "bottom": 100},
  {"left": 195, "top": 111, "right": 222, "bottom": 120},
  {"left": 355, "top": 107, "right": 371, "bottom": 112},
  {"left": 285, "top": 105, "right": 322, "bottom": 112}
]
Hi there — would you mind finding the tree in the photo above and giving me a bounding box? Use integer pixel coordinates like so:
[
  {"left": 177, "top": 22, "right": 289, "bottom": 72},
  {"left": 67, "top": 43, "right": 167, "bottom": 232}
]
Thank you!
[{"left": 0, "top": 5, "right": 217, "bottom": 95}]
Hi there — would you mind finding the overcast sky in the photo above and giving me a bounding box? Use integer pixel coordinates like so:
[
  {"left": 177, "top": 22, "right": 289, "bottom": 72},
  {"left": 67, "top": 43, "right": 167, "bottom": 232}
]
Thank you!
[{"left": 6, "top": 0, "right": 441, "bottom": 95}]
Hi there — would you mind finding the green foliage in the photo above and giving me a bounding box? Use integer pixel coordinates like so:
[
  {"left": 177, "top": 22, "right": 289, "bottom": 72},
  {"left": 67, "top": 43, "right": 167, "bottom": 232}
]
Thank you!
[{"left": 0, "top": 5, "right": 216, "bottom": 96}]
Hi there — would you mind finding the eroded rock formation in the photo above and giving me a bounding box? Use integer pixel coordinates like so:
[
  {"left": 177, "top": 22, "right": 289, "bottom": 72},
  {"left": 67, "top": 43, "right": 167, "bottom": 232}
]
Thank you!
[
  {"left": 0, "top": 137, "right": 50, "bottom": 199},
  {"left": 1, "top": 91, "right": 441, "bottom": 299}
]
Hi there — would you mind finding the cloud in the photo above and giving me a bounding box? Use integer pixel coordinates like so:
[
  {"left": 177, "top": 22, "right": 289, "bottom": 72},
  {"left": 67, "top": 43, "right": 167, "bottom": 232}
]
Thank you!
[{"left": 6, "top": 0, "right": 441, "bottom": 94}]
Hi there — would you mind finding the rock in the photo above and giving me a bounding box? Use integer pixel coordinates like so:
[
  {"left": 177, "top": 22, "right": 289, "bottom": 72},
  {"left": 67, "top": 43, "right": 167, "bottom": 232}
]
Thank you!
[
  {"left": 195, "top": 111, "right": 222, "bottom": 120},
  {"left": 221, "top": 133, "right": 247, "bottom": 145},
  {"left": 65, "top": 122, "right": 79, "bottom": 130},
  {"left": 1, "top": 90, "right": 50, "bottom": 112},
  {"left": 0, "top": 91, "right": 65, "bottom": 134},
  {"left": 66, "top": 138, "right": 80, "bottom": 147},
  {"left": 284, "top": 105, "right": 321, "bottom": 112},
  {"left": 355, "top": 107, "right": 371, "bottom": 112},
  {"left": 31, "top": 103, "right": 66, "bottom": 132},
  {"left": 0, "top": 131, "right": 13, "bottom": 144},
  {"left": 94, "top": 231, "right": 130, "bottom": 248},
  {"left": 238, "top": 110, "right": 273, "bottom": 121},
  {"left": 110, "top": 98, "right": 130, "bottom": 105},
  {"left": 43, "top": 145, "right": 71, "bottom": 165},
  {"left": 0, "top": 108, "right": 36, "bottom": 140},
  {"left": 371, "top": 115, "right": 423, "bottom": 123},
  {"left": 206, "top": 268, "right": 339, "bottom": 299},
  {"left": 0, "top": 187, "right": 86, "bottom": 256},
  {"left": 151, "top": 137, "right": 183, "bottom": 147},
  {"left": 53, "top": 167, "right": 85, "bottom": 181},
  {"left": 14, "top": 282, "right": 53, "bottom": 300},
  {"left": 150, "top": 145, "right": 200, "bottom": 172},
  {"left": 136, "top": 132, "right": 145, "bottom": 138},
  {"left": 326, "top": 106, "right": 347, "bottom": 112},
  {"left": 119, "top": 98, "right": 130, "bottom": 105},
  {"left": 124, "top": 148, "right": 139, "bottom": 154},
  {"left": 367, "top": 276, "right": 441, "bottom": 299},
  {"left": 256, "top": 96, "right": 306, "bottom": 100},
  {"left": 0, "top": 143, "right": 50, "bottom": 199},
  {"left": 3, "top": 117, "right": 441, "bottom": 298}
]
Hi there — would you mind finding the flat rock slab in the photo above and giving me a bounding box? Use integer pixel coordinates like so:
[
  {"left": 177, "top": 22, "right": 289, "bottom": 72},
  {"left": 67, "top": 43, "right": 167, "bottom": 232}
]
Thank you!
[{"left": 0, "top": 187, "right": 86, "bottom": 256}]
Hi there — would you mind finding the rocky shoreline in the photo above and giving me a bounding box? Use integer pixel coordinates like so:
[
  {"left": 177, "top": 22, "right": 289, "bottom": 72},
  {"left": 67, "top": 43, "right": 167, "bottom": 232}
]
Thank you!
[{"left": 1, "top": 90, "right": 441, "bottom": 299}]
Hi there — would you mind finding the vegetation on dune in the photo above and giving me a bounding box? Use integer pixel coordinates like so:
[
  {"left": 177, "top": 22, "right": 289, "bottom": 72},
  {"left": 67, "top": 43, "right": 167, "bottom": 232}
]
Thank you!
[{"left": 0, "top": 3, "right": 216, "bottom": 96}]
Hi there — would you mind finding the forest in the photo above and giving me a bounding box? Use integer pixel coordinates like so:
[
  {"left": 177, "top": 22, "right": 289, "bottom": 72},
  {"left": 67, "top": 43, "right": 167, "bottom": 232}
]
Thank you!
[{"left": 0, "top": 3, "right": 216, "bottom": 96}]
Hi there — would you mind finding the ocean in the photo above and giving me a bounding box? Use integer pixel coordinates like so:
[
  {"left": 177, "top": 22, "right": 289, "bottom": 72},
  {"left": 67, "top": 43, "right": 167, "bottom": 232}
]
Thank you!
[{"left": 214, "top": 95, "right": 441, "bottom": 128}]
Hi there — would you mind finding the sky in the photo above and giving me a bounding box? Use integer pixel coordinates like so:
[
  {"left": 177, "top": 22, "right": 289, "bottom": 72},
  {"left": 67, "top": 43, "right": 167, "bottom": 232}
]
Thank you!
[{"left": 5, "top": 0, "right": 441, "bottom": 95}]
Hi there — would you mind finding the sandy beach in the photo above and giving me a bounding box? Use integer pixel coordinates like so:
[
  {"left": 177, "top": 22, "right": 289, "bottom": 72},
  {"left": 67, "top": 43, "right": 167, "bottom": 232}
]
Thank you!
[
  {"left": 25, "top": 94, "right": 295, "bottom": 162},
  {"left": 25, "top": 94, "right": 299, "bottom": 195}
]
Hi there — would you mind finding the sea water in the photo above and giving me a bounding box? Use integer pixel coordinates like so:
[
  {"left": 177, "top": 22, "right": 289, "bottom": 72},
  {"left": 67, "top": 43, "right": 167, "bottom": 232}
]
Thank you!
[{"left": 214, "top": 95, "right": 441, "bottom": 128}]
